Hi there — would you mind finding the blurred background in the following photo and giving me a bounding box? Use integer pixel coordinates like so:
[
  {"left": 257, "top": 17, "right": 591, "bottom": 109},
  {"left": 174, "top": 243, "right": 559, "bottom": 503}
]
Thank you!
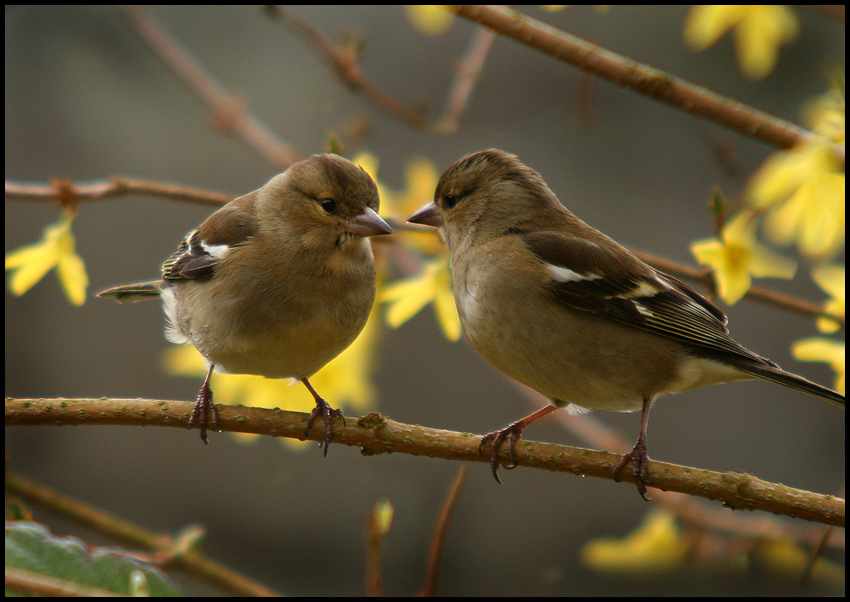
[{"left": 5, "top": 5, "right": 844, "bottom": 596}]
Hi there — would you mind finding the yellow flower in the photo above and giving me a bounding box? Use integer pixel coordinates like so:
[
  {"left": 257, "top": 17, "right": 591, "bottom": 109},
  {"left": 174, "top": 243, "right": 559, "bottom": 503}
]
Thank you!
[
  {"left": 792, "top": 337, "right": 845, "bottom": 395},
  {"left": 691, "top": 211, "right": 796, "bottom": 305},
  {"left": 5, "top": 210, "right": 88, "bottom": 306},
  {"left": 683, "top": 5, "right": 799, "bottom": 80},
  {"left": 381, "top": 253, "right": 461, "bottom": 341},
  {"left": 811, "top": 265, "right": 844, "bottom": 334},
  {"left": 580, "top": 510, "right": 690, "bottom": 575},
  {"left": 163, "top": 301, "right": 383, "bottom": 448},
  {"left": 405, "top": 5, "right": 454, "bottom": 37},
  {"left": 754, "top": 538, "right": 845, "bottom": 587},
  {"left": 748, "top": 141, "right": 845, "bottom": 259},
  {"left": 805, "top": 77, "right": 845, "bottom": 145}
]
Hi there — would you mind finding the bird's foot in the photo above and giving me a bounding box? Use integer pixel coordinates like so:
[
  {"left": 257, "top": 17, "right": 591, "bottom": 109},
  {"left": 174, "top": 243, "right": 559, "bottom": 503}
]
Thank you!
[
  {"left": 613, "top": 439, "right": 651, "bottom": 501},
  {"left": 479, "top": 421, "right": 526, "bottom": 484},
  {"left": 188, "top": 382, "right": 220, "bottom": 444},
  {"left": 303, "top": 396, "right": 345, "bottom": 457}
]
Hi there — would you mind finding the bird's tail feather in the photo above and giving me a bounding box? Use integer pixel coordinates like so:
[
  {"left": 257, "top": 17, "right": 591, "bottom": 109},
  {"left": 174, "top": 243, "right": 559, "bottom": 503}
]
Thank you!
[
  {"left": 97, "top": 281, "right": 162, "bottom": 304},
  {"left": 737, "top": 363, "right": 844, "bottom": 408}
]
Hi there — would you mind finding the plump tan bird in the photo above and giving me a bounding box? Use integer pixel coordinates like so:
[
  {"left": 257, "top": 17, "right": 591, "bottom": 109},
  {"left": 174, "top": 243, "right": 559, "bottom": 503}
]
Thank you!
[
  {"left": 100, "top": 153, "right": 392, "bottom": 451},
  {"left": 409, "top": 149, "right": 843, "bottom": 498}
]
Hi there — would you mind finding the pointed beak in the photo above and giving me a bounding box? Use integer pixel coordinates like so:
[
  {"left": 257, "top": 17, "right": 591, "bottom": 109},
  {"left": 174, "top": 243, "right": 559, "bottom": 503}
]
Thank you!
[
  {"left": 407, "top": 202, "right": 443, "bottom": 227},
  {"left": 346, "top": 206, "right": 393, "bottom": 237}
]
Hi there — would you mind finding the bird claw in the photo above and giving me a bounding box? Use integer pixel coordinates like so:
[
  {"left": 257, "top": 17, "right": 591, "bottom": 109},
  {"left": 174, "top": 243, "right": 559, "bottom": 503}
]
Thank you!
[
  {"left": 479, "top": 422, "right": 525, "bottom": 484},
  {"left": 188, "top": 383, "right": 220, "bottom": 444},
  {"left": 613, "top": 439, "right": 651, "bottom": 501},
  {"left": 303, "top": 397, "right": 345, "bottom": 457}
]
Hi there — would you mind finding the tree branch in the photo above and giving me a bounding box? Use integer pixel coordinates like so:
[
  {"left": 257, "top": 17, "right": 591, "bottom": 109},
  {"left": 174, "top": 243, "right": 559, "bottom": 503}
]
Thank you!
[
  {"left": 6, "top": 397, "right": 844, "bottom": 527},
  {"left": 452, "top": 5, "right": 845, "bottom": 164},
  {"left": 5, "top": 177, "right": 232, "bottom": 207},
  {"left": 264, "top": 6, "right": 429, "bottom": 130},
  {"left": 119, "top": 5, "right": 302, "bottom": 168}
]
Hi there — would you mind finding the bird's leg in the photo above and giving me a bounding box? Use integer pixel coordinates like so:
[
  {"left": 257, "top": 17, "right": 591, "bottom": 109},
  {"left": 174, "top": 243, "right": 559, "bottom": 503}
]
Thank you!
[
  {"left": 479, "top": 404, "right": 558, "bottom": 483},
  {"left": 613, "top": 395, "right": 653, "bottom": 501},
  {"left": 301, "top": 378, "right": 345, "bottom": 456},
  {"left": 188, "top": 363, "right": 220, "bottom": 443}
]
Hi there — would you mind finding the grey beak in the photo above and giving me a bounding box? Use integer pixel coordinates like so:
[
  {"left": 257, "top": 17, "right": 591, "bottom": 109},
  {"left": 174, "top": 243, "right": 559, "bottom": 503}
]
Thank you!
[
  {"left": 407, "top": 202, "right": 443, "bottom": 227},
  {"left": 347, "top": 206, "right": 393, "bottom": 237}
]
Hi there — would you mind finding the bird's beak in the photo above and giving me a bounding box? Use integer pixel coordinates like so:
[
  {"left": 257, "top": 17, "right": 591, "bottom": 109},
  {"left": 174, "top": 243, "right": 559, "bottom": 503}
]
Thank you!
[
  {"left": 347, "top": 206, "right": 393, "bottom": 237},
  {"left": 407, "top": 202, "right": 443, "bottom": 227}
]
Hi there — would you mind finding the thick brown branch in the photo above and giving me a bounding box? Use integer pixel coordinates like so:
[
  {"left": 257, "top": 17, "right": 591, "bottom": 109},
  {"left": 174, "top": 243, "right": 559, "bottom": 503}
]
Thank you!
[
  {"left": 6, "top": 397, "right": 844, "bottom": 527},
  {"left": 452, "top": 5, "right": 845, "bottom": 164}
]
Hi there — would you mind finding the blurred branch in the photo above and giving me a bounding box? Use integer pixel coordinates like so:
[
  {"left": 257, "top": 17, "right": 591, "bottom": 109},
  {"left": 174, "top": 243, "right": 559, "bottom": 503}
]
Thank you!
[
  {"left": 420, "top": 466, "right": 468, "bottom": 597},
  {"left": 264, "top": 6, "right": 429, "bottom": 130},
  {"left": 807, "top": 5, "right": 845, "bottom": 20},
  {"left": 5, "top": 470, "right": 281, "bottom": 597},
  {"left": 6, "top": 397, "right": 844, "bottom": 527},
  {"left": 264, "top": 6, "right": 494, "bottom": 134},
  {"left": 5, "top": 566, "right": 124, "bottom": 597},
  {"left": 119, "top": 5, "right": 302, "bottom": 168},
  {"left": 5, "top": 177, "right": 232, "bottom": 207},
  {"left": 435, "top": 27, "right": 496, "bottom": 133},
  {"left": 364, "top": 498, "right": 393, "bottom": 596},
  {"left": 452, "top": 5, "right": 845, "bottom": 165}
]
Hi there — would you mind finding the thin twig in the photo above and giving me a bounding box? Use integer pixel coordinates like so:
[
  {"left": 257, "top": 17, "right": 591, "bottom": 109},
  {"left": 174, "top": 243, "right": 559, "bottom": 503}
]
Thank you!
[
  {"left": 420, "top": 466, "right": 468, "bottom": 597},
  {"left": 119, "top": 5, "right": 301, "bottom": 168},
  {"left": 452, "top": 5, "right": 845, "bottom": 164},
  {"left": 5, "top": 397, "right": 845, "bottom": 527},
  {"left": 265, "top": 6, "right": 429, "bottom": 130},
  {"left": 5, "top": 177, "right": 232, "bottom": 207},
  {"left": 364, "top": 498, "right": 393, "bottom": 596},
  {"left": 435, "top": 27, "right": 496, "bottom": 133}
]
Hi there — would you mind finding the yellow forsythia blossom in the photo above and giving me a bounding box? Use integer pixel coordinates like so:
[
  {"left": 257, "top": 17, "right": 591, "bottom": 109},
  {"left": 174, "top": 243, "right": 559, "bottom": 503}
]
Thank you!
[
  {"left": 580, "top": 511, "right": 690, "bottom": 575},
  {"left": 405, "top": 5, "right": 454, "bottom": 37},
  {"left": 811, "top": 265, "right": 844, "bottom": 334},
  {"left": 5, "top": 210, "right": 89, "bottom": 306},
  {"left": 690, "top": 211, "right": 796, "bottom": 305},
  {"left": 382, "top": 253, "right": 461, "bottom": 341},
  {"left": 684, "top": 5, "right": 799, "bottom": 80},
  {"left": 792, "top": 338, "right": 845, "bottom": 395}
]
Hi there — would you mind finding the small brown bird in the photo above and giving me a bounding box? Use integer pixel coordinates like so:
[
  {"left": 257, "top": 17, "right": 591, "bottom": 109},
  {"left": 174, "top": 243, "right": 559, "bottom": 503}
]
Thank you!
[
  {"left": 99, "top": 153, "right": 392, "bottom": 451},
  {"left": 409, "top": 149, "right": 843, "bottom": 498}
]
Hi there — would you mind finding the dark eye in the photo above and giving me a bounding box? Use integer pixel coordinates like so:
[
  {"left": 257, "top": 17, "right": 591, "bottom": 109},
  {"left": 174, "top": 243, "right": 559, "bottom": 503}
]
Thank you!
[
  {"left": 320, "top": 198, "right": 337, "bottom": 213},
  {"left": 444, "top": 194, "right": 458, "bottom": 209}
]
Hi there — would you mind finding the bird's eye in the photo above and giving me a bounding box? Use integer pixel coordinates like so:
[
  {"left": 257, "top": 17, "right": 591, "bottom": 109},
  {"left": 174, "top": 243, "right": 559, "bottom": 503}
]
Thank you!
[
  {"left": 320, "top": 198, "right": 337, "bottom": 213},
  {"left": 444, "top": 194, "right": 458, "bottom": 209}
]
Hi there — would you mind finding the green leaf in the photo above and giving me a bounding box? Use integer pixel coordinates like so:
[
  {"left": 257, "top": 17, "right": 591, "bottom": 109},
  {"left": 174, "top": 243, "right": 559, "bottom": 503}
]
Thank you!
[{"left": 5, "top": 521, "right": 182, "bottom": 597}]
